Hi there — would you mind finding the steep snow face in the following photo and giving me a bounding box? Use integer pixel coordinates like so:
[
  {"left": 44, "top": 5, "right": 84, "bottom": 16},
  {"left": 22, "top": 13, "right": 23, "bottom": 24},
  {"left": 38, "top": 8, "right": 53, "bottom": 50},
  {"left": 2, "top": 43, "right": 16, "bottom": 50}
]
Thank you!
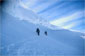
[{"left": 1, "top": 10, "right": 84, "bottom": 56}]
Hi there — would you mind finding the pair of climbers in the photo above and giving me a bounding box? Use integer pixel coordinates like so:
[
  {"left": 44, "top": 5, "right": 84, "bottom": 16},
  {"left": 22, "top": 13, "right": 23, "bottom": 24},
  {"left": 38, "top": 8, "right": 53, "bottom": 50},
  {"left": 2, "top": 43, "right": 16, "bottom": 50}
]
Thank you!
[{"left": 36, "top": 28, "right": 47, "bottom": 36}]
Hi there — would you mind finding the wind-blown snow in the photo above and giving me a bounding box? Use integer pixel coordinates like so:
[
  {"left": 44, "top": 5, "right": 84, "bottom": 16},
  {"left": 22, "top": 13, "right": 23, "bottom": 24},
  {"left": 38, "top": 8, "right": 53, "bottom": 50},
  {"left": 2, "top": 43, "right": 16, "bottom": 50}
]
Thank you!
[{"left": 2, "top": 1, "right": 63, "bottom": 30}]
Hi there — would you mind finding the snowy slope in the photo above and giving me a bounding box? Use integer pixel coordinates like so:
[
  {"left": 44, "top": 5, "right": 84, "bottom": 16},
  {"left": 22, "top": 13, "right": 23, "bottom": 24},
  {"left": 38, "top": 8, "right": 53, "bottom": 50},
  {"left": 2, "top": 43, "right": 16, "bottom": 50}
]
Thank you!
[{"left": 1, "top": 8, "right": 84, "bottom": 56}]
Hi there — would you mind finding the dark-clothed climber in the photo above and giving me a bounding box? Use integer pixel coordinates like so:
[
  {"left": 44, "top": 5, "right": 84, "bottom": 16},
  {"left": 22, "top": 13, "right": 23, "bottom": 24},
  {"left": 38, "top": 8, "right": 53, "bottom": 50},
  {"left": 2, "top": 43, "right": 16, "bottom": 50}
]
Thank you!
[
  {"left": 36, "top": 28, "right": 40, "bottom": 36},
  {"left": 45, "top": 31, "right": 47, "bottom": 36}
]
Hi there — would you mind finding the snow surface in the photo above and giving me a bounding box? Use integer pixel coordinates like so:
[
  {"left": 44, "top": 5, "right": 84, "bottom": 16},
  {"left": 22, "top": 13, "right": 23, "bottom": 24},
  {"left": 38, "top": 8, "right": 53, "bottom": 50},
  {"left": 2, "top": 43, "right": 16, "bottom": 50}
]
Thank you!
[{"left": 1, "top": 9, "right": 85, "bottom": 56}]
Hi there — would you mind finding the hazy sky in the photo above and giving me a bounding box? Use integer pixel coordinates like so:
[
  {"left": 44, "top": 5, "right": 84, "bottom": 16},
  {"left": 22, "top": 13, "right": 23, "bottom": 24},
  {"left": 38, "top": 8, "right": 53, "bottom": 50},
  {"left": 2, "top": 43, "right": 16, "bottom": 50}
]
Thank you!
[{"left": 20, "top": 0, "right": 85, "bottom": 32}]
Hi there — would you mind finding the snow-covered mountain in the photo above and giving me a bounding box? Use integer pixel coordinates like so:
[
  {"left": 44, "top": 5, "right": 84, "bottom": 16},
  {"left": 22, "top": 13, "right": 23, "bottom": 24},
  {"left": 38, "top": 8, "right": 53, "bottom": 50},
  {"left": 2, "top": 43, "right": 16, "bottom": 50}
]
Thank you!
[{"left": 1, "top": 6, "right": 85, "bottom": 56}]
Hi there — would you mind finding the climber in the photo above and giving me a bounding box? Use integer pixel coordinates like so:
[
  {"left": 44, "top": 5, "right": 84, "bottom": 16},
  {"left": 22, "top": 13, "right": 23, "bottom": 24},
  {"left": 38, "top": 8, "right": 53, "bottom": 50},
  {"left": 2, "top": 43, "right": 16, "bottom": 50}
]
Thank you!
[
  {"left": 45, "top": 31, "right": 47, "bottom": 36},
  {"left": 36, "top": 28, "right": 40, "bottom": 36}
]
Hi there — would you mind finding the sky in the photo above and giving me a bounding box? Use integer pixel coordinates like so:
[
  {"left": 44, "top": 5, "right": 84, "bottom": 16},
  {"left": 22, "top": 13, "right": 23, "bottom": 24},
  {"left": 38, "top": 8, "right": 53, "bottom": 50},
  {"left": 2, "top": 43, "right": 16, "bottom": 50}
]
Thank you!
[{"left": 19, "top": 0, "right": 85, "bottom": 32}]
